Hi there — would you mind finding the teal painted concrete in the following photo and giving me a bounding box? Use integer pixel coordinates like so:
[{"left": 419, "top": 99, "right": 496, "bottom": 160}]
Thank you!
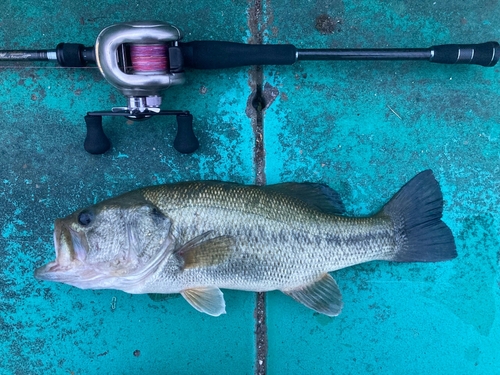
[
  {"left": 263, "top": 1, "right": 499, "bottom": 374},
  {"left": 1, "top": 0, "right": 499, "bottom": 374},
  {"left": 1, "top": 2, "right": 257, "bottom": 374}
]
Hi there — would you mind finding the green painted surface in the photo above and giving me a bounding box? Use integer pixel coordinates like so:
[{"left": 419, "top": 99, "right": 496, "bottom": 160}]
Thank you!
[
  {"left": 263, "top": 1, "right": 499, "bottom": 374},
  {"left": 0, "top": 0, "right": 499, "bottom": 374},
  {"left": 1, "top": 2, "right": 256, "bottom": 374}
]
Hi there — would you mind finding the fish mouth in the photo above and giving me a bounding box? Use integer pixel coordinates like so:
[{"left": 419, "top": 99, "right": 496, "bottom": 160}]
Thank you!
[
  {"left": 34, "top": 220, "right": 87, "bottom": 283},
  {"left": 34, "top": 218, "right": 173, "bottom": 291}
]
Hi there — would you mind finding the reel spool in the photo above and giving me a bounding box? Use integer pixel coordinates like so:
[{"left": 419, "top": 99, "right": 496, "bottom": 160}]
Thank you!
[
  {"left": 86, "top": 21, "right": 197, "bottom": 154},
  {"left": 95, "top": 21, "right": 185, "bottom": 113}
]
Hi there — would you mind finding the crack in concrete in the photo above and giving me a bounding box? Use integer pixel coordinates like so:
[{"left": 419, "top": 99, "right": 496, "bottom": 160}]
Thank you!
[{"left": 247, "top": 1, "right": 268, "bottom": 374}]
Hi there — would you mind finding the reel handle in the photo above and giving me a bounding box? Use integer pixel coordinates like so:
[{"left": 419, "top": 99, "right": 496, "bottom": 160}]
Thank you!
[
  {"left": 83, "top": 110, "right": 198, "bottom": 155},
  {"left": 84, "top": 115, "right": 111, "bottom": 154}
]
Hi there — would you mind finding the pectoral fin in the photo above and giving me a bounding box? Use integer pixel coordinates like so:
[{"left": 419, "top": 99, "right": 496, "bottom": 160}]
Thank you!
[
  {"left": 174, "top": 231, "right": 236, "bottom": 269},
  {"left": 181, "top": 287, "right": 226, "bottom": 316},
  {"left": 282, "top": 273, "right": 343, "bottom": 316}
]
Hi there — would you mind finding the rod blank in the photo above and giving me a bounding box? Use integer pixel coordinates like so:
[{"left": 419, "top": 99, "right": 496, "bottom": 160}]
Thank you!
[
  {"left": 297, "top": 42, "right": 499, "bottom": 67},
  {"left": 297, "top": 49, "right": 431, "bottom": 61},
  {"left": 0, "top": 50, "right": 55, "bottom": 61}
]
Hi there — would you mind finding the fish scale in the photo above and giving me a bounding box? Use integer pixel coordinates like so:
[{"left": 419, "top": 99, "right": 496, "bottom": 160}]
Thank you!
[
  {"left": 142, "top": 187, "right": 399, "bottom": 291},
  {"left": 35, "top": 170, "right": 457, "bottom": 317}
]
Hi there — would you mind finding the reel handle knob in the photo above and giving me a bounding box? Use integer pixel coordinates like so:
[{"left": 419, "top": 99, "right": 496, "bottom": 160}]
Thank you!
[
  {"left": 84, "top": 115, "right": 111, "bottom": 154},
  {"left": 174, "top": 113, "right": 199, "bottom": 154}
]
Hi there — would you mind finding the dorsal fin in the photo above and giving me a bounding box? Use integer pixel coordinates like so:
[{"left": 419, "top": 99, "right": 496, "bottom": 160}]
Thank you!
[{"left": 263, "top": 182, "right": 345, "bottom": 215}]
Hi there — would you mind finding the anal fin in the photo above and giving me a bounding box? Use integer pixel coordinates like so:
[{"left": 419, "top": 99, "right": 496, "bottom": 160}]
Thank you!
[
  {"left": 181, "top": 287, "right": 226, "bottom": 317},
  {"left": 282, "top": 273, "right": 343, "bottom": 316}
]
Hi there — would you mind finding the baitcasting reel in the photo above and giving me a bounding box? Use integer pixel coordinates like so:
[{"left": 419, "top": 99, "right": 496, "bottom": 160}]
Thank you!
[
  {"left": 77, "top": 21, "right": 195, "bottom": 155},
  {"left": 1, "top": 21, "right": 498, "bottom": 154}
]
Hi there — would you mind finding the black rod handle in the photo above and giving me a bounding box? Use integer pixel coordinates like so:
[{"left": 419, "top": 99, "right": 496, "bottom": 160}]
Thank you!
[
  {"left": 84, "top": 115, "right": 111, "bottom": 154},
  {"left": 56, "top": 43, "right": 96, "bottom": 67},
  {"left": 180, "top": 41, "right": 297, "bottom": 69},
  {"left": 430, "top": 42, "right": 499, "bottom": 67},
  {"left": 174, "top": 114, "right": 199, "bottom": 154},
  {"left": 180, "top": 41, "right": 498, "bottom": 68}
]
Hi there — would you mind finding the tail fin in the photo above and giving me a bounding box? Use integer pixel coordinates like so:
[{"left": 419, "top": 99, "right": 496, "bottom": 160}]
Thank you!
[{"left": 382, "top": 170, "right": 457, "bottom": 262}]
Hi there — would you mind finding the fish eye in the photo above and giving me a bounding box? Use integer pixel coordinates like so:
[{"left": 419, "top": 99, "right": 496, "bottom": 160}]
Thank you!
[{"left": 78, "top": 210, "right": 94, "bottom": 226}]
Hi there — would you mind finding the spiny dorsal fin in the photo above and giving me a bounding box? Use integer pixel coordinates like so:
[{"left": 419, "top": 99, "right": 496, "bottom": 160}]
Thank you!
[
  {"left": 181, "top": 287, "right": 226, "bottom": 316},
  {"left": 263, "top": 182, "right": 345, "bottom": 215},
  {"left": 282, "top": 273, "right": 343, "bottom": 316},
  {"left": 173, "top": 231, "right": 236, "bottom": 269}
]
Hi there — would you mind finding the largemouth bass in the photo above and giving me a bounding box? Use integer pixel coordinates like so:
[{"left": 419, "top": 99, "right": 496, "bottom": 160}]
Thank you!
[{"left": 35, "top": 170, "right": 456, "bottom": 316}]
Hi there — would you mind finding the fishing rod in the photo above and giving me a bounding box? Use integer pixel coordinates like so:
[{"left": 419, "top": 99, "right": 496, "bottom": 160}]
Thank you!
[{"left": 1, "top": 21, "right": 498, "bottom": 154}]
